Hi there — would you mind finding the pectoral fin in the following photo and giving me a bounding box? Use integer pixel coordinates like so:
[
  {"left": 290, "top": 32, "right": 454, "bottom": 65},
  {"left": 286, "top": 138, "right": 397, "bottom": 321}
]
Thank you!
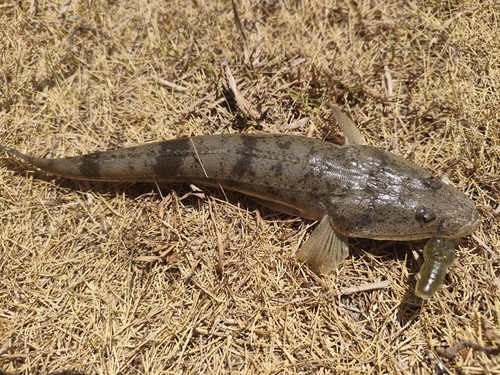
[
  {"left": 328, "top": 103, "right": 366, "bottom": 146},
  {"left": 296, "top": 216, "right": 349, "bottom": 275}
]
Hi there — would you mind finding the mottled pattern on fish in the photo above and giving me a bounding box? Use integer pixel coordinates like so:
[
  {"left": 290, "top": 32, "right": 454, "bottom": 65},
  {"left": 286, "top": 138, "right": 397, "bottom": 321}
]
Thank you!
[{"left": 0, "top": 134, "right": 478, "bottom": 240}]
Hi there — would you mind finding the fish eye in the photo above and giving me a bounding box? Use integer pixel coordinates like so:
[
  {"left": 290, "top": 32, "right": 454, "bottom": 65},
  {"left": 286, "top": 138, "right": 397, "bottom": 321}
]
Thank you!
[{"left": 415, "top": 206, "right": 437, "bottom": 223}]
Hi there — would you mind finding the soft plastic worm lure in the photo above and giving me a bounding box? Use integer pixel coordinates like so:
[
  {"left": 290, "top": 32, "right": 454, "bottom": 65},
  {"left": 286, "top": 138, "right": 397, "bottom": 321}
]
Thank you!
[{"left": 415, "top": 236, "right": 456, "bottom": 299}]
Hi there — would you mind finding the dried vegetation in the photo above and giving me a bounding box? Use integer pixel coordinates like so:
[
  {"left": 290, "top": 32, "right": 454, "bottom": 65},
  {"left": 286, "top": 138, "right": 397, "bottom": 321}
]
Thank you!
[{"left": 0, "top": 0, "right": 499, "bottom": 374}]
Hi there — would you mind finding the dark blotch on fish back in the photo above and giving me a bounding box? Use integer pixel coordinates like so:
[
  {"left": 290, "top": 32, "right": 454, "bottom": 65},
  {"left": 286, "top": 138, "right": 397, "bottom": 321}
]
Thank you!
[
  {"left": 358, "top": 210, "right": 375, "bottom": 230},
  {"left": 423, "top": 176, "right": 442, "bottom": 190},
  {"left": 241, "top": 135, "right": 259, "bottom": 149},
  {"left": 231, "top": 135, "right": 258, "bottom": 178},
  {"left": 79, "top": 154, "right": 101, "bottom": 179},
  {"left": 153, "top": 138, "right": 191, "bottom": 177},
  {"left": 307, "top": 147, "right": 319, "bottom": 158},
  {"left": 276, "top": 140, "right": 292, "bottom": 150},
  {"left": 270, "top": 162, "right": 284, "bottom": 177}
]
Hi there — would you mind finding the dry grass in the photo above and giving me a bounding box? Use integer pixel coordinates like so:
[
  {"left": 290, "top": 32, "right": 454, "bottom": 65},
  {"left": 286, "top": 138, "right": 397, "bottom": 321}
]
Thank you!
[{"left": 0, "top": 0, "right": 499, "bottom": 374}]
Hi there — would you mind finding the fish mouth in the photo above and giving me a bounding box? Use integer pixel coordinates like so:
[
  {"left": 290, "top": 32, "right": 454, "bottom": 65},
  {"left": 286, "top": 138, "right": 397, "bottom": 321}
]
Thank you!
[
  {"left": 459, "top": 217, "right": 481, "bottom": 237},
  {"left": 446, "top": 209, "right": 480, "bottom": 238}
]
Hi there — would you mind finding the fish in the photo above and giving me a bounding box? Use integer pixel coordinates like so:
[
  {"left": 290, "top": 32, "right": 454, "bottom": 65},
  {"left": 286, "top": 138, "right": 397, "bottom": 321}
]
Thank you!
[{"left": 0, "top": 105, "right": 479, "bottom": 298}]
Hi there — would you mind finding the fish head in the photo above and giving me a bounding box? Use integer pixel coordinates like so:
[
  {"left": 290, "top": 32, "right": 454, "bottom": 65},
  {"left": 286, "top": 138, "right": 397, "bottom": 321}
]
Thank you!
[{"left": 324, "top": 146, "right": 479, "bottom": 241}]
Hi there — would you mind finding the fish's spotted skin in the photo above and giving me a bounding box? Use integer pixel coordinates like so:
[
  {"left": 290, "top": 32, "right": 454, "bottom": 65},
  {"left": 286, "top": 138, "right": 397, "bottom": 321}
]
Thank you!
[{"left": 0, "top": 134, "right": 478, "bottom": 239}]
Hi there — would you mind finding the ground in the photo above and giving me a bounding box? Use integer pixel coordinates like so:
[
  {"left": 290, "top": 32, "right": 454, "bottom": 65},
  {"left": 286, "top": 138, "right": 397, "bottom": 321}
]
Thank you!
[{"left": 0, "top": 0, "right": 499, "bottom": 374}]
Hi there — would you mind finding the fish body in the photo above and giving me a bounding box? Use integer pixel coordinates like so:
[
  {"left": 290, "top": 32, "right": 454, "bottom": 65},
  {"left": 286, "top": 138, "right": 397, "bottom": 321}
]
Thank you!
[
  {"left": 0, "top": 134, "right": 478, "bottom": 239},
  {"left": 0, "top": 107, "right": 479, "bottom": 297}
]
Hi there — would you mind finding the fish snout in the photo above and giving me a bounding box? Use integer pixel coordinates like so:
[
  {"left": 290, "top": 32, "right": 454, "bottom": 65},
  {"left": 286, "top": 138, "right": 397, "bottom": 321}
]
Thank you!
[{"left": 443, "top": 206, "right": 480, "bottom": 239}]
